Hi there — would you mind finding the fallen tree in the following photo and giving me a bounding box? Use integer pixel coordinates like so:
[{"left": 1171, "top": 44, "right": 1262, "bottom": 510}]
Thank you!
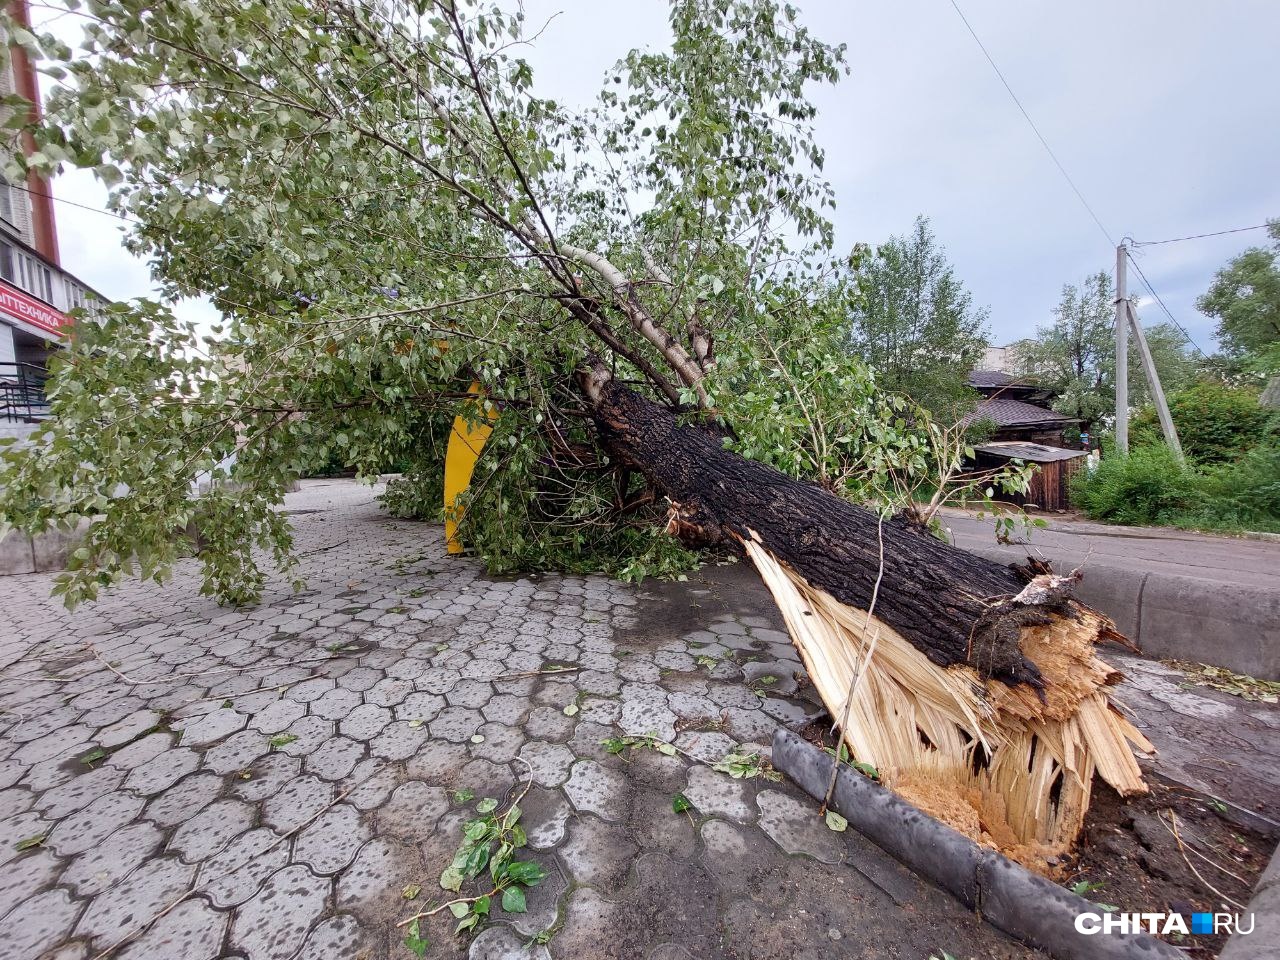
[{"left": 0, "top": 0, "right": 1149, "bottom": 864}]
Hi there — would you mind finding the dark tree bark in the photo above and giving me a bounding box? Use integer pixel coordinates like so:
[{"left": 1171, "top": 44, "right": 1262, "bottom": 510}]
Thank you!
[{"left": 583, "top": 370, "right": 1071, "bottom": 689}]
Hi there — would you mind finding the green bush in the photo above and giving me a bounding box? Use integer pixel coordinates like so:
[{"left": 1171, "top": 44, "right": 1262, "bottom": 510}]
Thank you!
[
  {"left": 1071, "top": 444, "right": 1194, "bottom": 525},
  {"left": 1180, "top": 446, "right": 1280, "bottom": 533},
  {"left": 1132, "top": 383, "right": 1274, "bottom": 464},
  {"left": 1073, "top": 442, "right": 1280, "bottom": 533}
]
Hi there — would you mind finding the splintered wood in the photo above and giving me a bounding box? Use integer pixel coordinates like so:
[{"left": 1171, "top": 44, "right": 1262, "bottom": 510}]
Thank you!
[{"left": 744, "top": 535, "right": 1154, "bottom": 871}]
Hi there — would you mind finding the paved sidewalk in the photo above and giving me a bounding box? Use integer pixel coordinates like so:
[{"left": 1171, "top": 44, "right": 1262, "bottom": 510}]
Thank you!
[{"left": 0, "top": 480, "right": 1040, "bottom": 960}]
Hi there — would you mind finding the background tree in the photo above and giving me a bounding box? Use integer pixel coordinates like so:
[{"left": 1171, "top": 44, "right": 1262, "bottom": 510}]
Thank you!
[
  {"left": 0, "top": 0, "right": 1148, "bottom": 864},
  {"left": 846, "top": 216, "right": 989, "bottom": 420},
  {"left": 1012, "top": 272, "right": 1115, "bottom": 432},
  {"left": 1013, "top": 272, "right": 1195, "bottom": 432},
  {"left": 1197, "top": 219, "right": 1280, "bottom": 371}
]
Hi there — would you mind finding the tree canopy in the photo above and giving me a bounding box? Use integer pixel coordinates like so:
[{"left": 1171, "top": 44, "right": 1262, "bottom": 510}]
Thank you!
[
  {"left": 0, "top": 0, "right": 1003, "bottom": 606},
  {"left": 1196, "top": 218, "right": 1280, "bottom": 381},
  {"left": 845, "top": 215, "right": 989, "bottom": 420}
]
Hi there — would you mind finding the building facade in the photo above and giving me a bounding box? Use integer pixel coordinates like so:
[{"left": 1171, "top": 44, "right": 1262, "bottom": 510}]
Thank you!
[{"left": 1, "top": 0, "right": 104, "bottom": 438}]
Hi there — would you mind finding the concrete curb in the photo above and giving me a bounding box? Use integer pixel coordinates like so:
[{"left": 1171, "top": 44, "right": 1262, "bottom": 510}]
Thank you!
[
  {"left": 1220, "top": 840, "right": 1280, "bottom": 959},
  {"left": 960, "top": 543, "right": 1280, "bottom": 680},
  {"left": 772, "top": 729, "right": 1184, "bottom": 960}
]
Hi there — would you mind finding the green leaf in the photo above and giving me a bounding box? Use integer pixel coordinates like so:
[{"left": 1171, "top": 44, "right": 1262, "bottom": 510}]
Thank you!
[
  {"left": 562, "top": 704, "right": 579, "bottom": 716},
  {"left": 453, "top": 789, "right": 475, "bottom": 804},
  {"left": 502, "top": 885, "right": 527, "bottom": 913},
  {"left": 439, "top": 866, "right": 465, "bottom": 892},
  {"left": 449, "top": 901, "right": 470, "bottom": 919},
  {"left": 656, "top": 742, "right": 676, "bottom": 756},
  {"left": 401, "top": 883, "right": 421, "bottom": 901},
  {"left": 503, "top": 861, "right": 547, "bottom": 886},
  {"left": 824, "top": 810, "right": 848, "bottom": 832},
  {"left": 473, "top": 895, "right": 490, "bottom": 916},
  {"left": 14, "top": 833, "right": 47, "bottom": 852},
  {"left": 268, "top": 734, "right": 298, "bottom": 749},
  {"left": 672, "top": 793, "right": 693, "bottom": 814},
  {"left": 403, "top": 919, "right": 428, "bottom": 957},
  {"left": 476, "top": 797, "right": 498, "bottom": 814}
]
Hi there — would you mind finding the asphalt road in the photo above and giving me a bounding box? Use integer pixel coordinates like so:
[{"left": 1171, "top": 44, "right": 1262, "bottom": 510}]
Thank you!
[{"left": 939, "top": 509, "right": 1280, "bottom": 590}]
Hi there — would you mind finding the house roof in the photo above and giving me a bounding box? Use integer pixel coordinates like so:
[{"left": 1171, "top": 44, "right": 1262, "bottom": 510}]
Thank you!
[
  {"left": 967, "top": 369, "right": 1022, "bottom": 388},
  {"left": 963, "top": 395, "right": 1078, "bottom": 429},
  {"left": 974, "top": 441, "right": 1088, "bottom": 463}
]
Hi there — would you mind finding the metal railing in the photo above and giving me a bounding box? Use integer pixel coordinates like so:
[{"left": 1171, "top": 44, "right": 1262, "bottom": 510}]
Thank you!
[{"left": 0, "top": 361, "right": 51, "bottom": 423}]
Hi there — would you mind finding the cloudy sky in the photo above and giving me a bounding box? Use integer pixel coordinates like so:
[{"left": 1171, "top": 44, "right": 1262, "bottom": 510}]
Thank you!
[{"left": 37, "top": 0, "right": 1280, "bottom": 350}]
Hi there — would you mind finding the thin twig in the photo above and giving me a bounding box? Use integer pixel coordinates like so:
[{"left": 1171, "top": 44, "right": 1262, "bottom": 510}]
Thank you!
[
  {"left": 490, "top": 665, "right": 581, "bottom": 681},
  {"left": 1162, "top": 808, "right": 1249, "bottom": 906},
  {"left": 398, "top": 757, "right": 535, "bottom": 928},
  {"left": 1160, "top": 809, "right": 1247, "bottom": 910}
]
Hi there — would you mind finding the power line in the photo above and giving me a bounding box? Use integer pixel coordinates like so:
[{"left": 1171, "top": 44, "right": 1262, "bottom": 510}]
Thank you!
[
  {"left": 1125, "top": 249, "right": 1208, "bottom": 357},
  {"left": 947, "top": 0, "right": 1116, "bottom": 249},
  {"left": 1131, "top": 222, "right": 1273, "bottom": 247}
]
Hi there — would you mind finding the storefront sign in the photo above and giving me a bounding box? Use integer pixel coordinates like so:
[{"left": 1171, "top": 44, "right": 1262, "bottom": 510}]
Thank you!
[{"left": 0, "top": 278, "right": 68, "bottom": 337}]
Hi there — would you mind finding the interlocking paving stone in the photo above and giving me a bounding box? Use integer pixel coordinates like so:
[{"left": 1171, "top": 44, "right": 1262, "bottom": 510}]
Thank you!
[
  {"left": 377, "top": 781, "right": 449, "bottom": 842},
  {"left": 296, "top": 913, "right": 367, "bottom": 960},
  {"left": 262, "top": 774, "right": 333, "bottom": 832},
  {"left": 294, "top": 803, "right": 369, "bottom": 875},
  {"left": 167, "top": 798, "right": 254, "bottom": 863},
  {"left": 429, "top": 706, "right": 486, "bottom": 744},
  {"left": 36, "top": 765, "right": 124, "bottom": 820},
  {"left": 122, "top": 747, "right": 200, "bottom": 795},
  {"left": 174, "top": 707, "right": 247, "bottom": 746},
  {"left": 518, "top": 741, "right": 575, "bottom": 788},
  {"left": 467, "top": 924, "right": 552, "bottom": 960},
  {"left": 230, "top": 753, "right": 299, "bottom": 802},
  {"left": 48, "top": 790, "right": 145, "bottom": 857},
  {"left": 76, "top": 855, "right": 196, "bottom": 946},
  {"left": 558, "top": 815, "right": 638, "bottom": 891},
  {"left": 563, "top": 759, "right": 630, "bottom": 822},
  {"left": 336, "top": 837, "right": 420, "bottom": 913},
  {"left": 60, "top": 821, "right": 163, "bottom": 895},
  {"left": 0, "top": 847, "right": 61, "bottom": 916},
  {"left": 304, "top": 735, "right": 364, "bottom": 780},
  {"left": 756, "top": 789, "right": 843, "bottom": 864},
  {"left": 230, "top": 864, "right": 329, "bottom": 960},
  {"left": 0, "top": 887, "right": 82, "bottom": 959},
  {"left": 199, "top": 828, "right": 291, "bottom": 909},
  {"left": 115, "top": 897, "right": 227, "bottom": 960},
  {"left": 203, "top": 729, "right": 270, "bottom": 774}
]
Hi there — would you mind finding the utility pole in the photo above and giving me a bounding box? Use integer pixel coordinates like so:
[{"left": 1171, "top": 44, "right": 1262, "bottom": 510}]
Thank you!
[
  {"left": 1114, "top": 244, "right": 1128, "bottom": 453},
  {"left": 1114, "top": 243, "right": 1185, "bottom": 463}
]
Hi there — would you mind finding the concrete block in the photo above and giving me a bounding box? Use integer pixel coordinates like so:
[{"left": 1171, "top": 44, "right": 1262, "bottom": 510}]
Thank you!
[
  {"left": 978, "top": 850, "right": 1182, "bottom": 960},
  {"left": 0, "top": 529, "right": 34, "bottom": 575},
  {"left": 1139, "top": 575, "right": 1280, "bottom": 679}
]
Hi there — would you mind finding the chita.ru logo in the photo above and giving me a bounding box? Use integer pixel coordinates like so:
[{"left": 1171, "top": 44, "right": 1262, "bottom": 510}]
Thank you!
[{"left": 1074, "top": 911, "right": 1255, "bottom": 936}]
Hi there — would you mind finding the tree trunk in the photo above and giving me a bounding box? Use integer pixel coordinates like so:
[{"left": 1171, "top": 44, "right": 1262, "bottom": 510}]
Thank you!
[
  {"left": 581, "top": 366, "right": 1152, "bottom": 867},
  {"left": 585, "top": 370, "right": 1080, "bottom": 686}
]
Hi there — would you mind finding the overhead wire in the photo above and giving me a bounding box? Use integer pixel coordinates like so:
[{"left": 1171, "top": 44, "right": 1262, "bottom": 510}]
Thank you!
[
  {"left": 1131, "top": 223, "right": 1272, "bottom": 247},
  {"left": 1124, "top": 249, "right": 1208, "bottom": 357},
  {"left": 946, "top": 0, "right": 1116, "bottom": 249}
]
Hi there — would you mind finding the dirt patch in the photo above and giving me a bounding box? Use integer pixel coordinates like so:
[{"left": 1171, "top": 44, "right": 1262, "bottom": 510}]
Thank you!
[
  {"left": 798, "top": 716, "right": 1269, "bottom": 957},
  {"left": 1067, "top": 776, "right": 1271, "bottom": 957},
  {"left": 614, "top": 557, "right": 784, "bottom": 651}
]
